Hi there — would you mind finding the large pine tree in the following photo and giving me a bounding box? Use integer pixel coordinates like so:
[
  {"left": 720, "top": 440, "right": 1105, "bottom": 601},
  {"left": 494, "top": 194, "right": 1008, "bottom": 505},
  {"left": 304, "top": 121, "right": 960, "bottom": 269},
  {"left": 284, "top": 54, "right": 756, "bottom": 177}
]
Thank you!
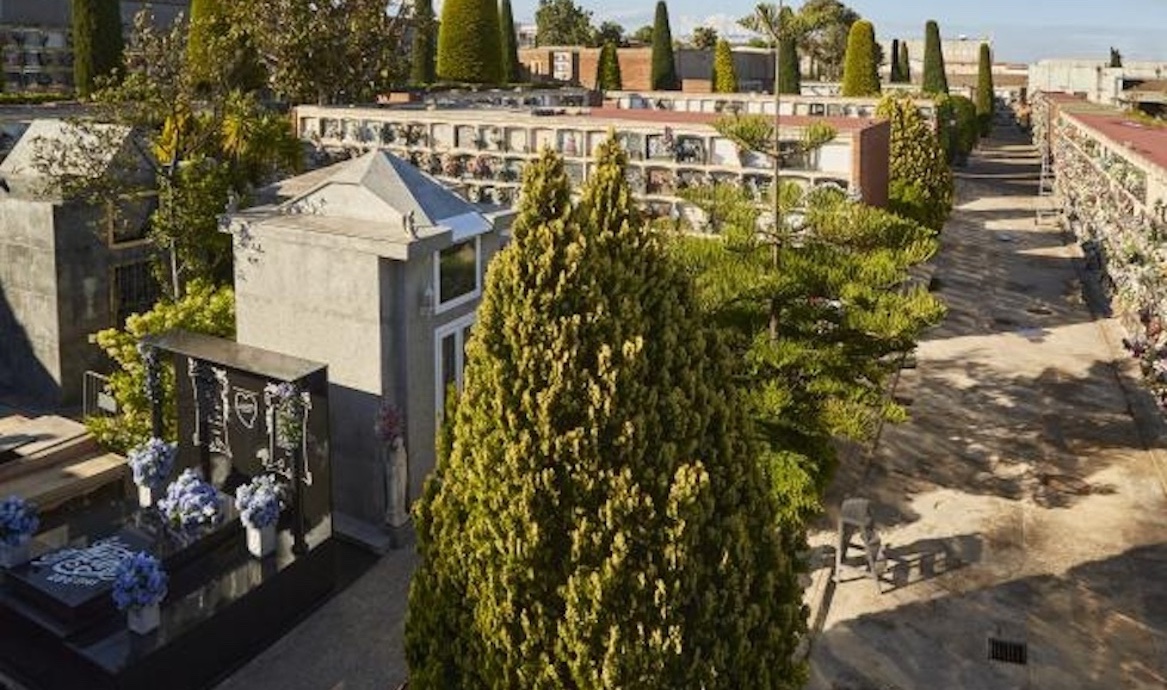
[
  {"left": 411, "top": 0, "right": 437, "bottom": 84},
  {"left": 72, "top": 0, "right": 124, "bottom": 98},
  {"left": 840, "top": 19, "right": 880, "bottom": 97},
  {"left": 499, "top": 0, "right": 521, "bottom": 83},
  {"left": 650, "top": 1, "right": 678, "bottom": 90},
  {"left": 712, "top": 38, "right": 737, "bottom": 93},
  {"left": 976, "top": 43, "right": 994, "bottom": 136},
  {"left": 437, "top": 0, "right": 502, "bottom": 83},
  {"left": 921, "top": 19, "right": 948, "bottom": 95},
  {"left": 405, "top": 138, "right": 807, "bottom": 689}
]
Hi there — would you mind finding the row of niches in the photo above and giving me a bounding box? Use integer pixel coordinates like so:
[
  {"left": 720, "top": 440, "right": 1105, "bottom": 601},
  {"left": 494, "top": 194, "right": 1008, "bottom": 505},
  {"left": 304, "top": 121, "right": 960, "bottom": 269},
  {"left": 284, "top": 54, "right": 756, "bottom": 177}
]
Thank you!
[
  {"left": 303, "top": 117, "right": 820, "bottom": 171},
  {"left": 0, "top": 28, "right": 69, "bottom": 48},
  {"left": 1055, "top": 118, "right": 1149, "bottom": 203},
  {"left": 2, "top": 49, "right": 71, "bottom": 68}
]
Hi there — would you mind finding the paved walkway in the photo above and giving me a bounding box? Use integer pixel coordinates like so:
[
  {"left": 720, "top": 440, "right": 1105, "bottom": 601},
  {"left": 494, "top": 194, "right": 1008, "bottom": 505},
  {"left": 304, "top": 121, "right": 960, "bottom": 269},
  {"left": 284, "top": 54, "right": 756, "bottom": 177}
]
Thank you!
[{"left": 806, "top": 127, "right": 1167, "bottom": 688}]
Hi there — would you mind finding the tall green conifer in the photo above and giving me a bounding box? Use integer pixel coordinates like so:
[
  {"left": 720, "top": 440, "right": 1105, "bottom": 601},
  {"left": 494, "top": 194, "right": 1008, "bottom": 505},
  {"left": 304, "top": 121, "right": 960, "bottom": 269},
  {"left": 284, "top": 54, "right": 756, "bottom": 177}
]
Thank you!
[
  {"left": 650, "top": 1, "right": 678, "bottom": 90},
  {"left": 713, "top": 38, "right": 737, "bottom": 93},
  {"left": 405, "top": 138, "right": 807, "bottom": 689},
  {"left": 437, "top": 0, "right": 502, "bottom": 83},
  {"left": 776, "top": 7, "right": 800, "bottom": 95},
  {"left": 921, "top": 20, "right": 948, "bottom": 95},
  {"left": 596, "top": 41, "right": 623, "bottom": 91},
  {"left": 889, "top": 38, "right": 901, "bottom": 82},
  {"left": 73, "top": 0, "right": 124, "bottom": 97},
  {"left": 976, "top": 43, "right": 994, "bottom": 136},
  {"left": 411, "top": 0, "right": 437, "bottom": 84},
  {"left": 898, "top": 40, "right": 911, "bottom": 83},
  {"left": 499, "top": 0, "right": 521, "bottom": 83},
  {"left": 840, "top": 19, "right": 880, "bottom": 97}
]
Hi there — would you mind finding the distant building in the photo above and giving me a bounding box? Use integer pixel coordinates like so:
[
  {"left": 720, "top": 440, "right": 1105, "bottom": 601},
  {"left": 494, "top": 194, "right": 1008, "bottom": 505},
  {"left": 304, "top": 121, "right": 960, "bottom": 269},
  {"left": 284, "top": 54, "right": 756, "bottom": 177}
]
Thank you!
[
  {"left": 519, "top": 45, "right": 777, "bottom": 93},
  {"left": 1029, "top": 59, "right": 1167, "bottom": 106},
  {"left": 516, "top": 23, "right": 537, "bottom": 50},
  {"left": 0, "top": 0, "right": 188, "bottom": 92},
  {"left": 293, "top": 102, "right": 890, "bottom": 213}
]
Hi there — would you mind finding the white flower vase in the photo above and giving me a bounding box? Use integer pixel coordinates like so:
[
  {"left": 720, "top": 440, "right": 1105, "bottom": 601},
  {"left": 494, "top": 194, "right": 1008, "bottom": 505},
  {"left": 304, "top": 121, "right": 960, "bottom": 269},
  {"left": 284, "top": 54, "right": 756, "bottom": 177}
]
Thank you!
[
  {"left": 0, "top": 541, "right": 30, "bottom": 569},
  {"left": 137, "top": 484, "right": 162, "bottom": 508},
  {"left": 127, "top": 603, "right": 161, "bottom": 635},
  {"left": 246, "top": 523, "right": 276, "bottom": 558}
]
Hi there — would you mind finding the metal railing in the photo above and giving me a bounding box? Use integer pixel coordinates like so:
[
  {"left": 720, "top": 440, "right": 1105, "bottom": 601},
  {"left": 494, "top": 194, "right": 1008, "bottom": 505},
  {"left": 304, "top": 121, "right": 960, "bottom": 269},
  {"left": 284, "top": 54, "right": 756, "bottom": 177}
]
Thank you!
[{"left": 82, "top": 371, "right": 118, "bottom": 419}]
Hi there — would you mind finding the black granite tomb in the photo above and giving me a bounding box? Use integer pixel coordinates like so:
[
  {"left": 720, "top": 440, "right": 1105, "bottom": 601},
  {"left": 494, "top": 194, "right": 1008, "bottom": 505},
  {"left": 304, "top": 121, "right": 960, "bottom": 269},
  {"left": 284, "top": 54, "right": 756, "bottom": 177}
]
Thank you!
[{"left": 0, "top": 331, "right": 348, "bottom": 690}]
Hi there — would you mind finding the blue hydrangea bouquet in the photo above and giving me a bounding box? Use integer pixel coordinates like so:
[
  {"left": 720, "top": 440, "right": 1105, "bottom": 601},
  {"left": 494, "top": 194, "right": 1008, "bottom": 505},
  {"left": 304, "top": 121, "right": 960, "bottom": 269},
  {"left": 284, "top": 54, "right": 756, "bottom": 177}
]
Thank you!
[
  {"left": 159, "top": 469, "right": 224, "bottom": 533},
  {"left": 234, "top": 475, "right": 284, "bottom": 530},
  {"left": 0, "top": 495, "right": 38, "bottom": 548},
  {"left": 127, "top": 437, "right": 177, "bottom": 490},
  {"left": 112, "top": 551, "right": 168, "bottom": 634}
]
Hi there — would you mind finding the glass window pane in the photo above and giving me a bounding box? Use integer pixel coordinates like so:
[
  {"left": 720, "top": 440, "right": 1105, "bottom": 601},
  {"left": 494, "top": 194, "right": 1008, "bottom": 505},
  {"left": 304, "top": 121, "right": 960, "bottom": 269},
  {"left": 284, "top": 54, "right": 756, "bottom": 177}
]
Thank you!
[{"left": 438, "top": 240, "right": 477, "bottom": 304}]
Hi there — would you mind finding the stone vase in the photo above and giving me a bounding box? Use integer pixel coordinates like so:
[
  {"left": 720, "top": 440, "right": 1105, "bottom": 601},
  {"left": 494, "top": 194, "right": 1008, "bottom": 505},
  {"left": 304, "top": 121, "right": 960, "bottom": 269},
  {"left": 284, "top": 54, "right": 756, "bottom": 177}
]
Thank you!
[
  {"left": 0, "top": 541, "right": 30, "bottom": 569},
  {"left": 137, "top": 484, "right": 162, "bottom": 509},
  {"left": 127, "top": 603, "right": 161, "bottom": 635},
  {"left": 246, "top": 523, "right": 276, "bottom": 558}
]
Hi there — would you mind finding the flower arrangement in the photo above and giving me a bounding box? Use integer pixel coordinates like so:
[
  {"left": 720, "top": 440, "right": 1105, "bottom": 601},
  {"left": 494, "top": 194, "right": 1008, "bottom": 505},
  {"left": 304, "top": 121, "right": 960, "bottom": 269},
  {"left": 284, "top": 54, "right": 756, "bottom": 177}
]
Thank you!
[
  {"left": 266, "top": 381, "right": 306, "bottom": 448},
  {"left": 127, "top": 437, "right": 177, "bottom": 490},
  {"left": 0, "top": 495, "right": 38, "bottom": 547},
  {"left": 374, "top": 401, "right": 404, "bottom": 445},
  {"left": 159, "top": 469, "right": 223, "bottom": 532},
  {"left": 112, "top": 551, "right": 168, "bottom": 611},
  {"left": 234, "top": 475, "right": 284, "bottom": 530}
]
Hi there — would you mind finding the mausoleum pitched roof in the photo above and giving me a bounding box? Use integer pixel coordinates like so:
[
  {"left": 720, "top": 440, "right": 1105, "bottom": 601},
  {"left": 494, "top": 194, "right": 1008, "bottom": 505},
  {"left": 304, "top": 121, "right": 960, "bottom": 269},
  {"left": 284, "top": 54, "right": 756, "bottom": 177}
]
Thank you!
[{"left": 283, "top": 149, "right": 491, "bottom": 241}]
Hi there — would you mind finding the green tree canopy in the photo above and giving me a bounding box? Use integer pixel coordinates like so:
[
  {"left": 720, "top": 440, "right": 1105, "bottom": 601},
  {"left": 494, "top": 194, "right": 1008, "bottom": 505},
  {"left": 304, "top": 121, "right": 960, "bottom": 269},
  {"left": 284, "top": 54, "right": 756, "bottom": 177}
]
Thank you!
[
  {"left": 947, "top": 94, "right": 978, "bottom": 162},
  {"left": 794, "top": 0, "right": 858, "bottom": 80},
  {"left": 86, "top": 280, "right": 235, "bottom": 451},
  {"left": 411, "top": 0, "right": 437, "bottom": 84},
  {"left": 499, "top": 0, "right": 522, "bottom": 83},
  {"left": 72, "top": 0, "right": 125, "bottom": 98},
  {"left": 691, "top": 25, "right": 718, "bottom": 50},
  {"left": 630, "top": 24, "right": 653, "bottom": 44},
  {"left": 877, "top": 92, "right": 953, "bottom": 231},
  {"left": 187, "top": 0, "right": 266, "bottom": 93},
  {"left": 921, "top": 19, "right": 948, "bottom": 95},
  {"left": 976, "top": 43, "right": 994, "bottom": 136},
  {"left": 595, "top": 41, "right": 622, "bottom": 91},
  {"left": 534, "top": 0, "right": 593, "bottom": 46},
  {"left": 230, "top": 0, "right": 408, "bottom": 104},
  {"left": 406, "top": 137, "right": 807, "bottom": 689},
  {"left": 713, "top": 38, "right": 738, "bottom": 93},
  {"left": 437, "top": 0, "right": 502, "bottom": 83},
  {"left": 675, "top": 180, "right": 945, "bottom": 527},
  {"left": 650, "top": 1, "right": 678, "bottom": 90},
  {"left": 593, "top": 20, "right": 625, "bottom": 47},
  {"left": 840, "top": 19, "right": 879, "bottom": 96}
]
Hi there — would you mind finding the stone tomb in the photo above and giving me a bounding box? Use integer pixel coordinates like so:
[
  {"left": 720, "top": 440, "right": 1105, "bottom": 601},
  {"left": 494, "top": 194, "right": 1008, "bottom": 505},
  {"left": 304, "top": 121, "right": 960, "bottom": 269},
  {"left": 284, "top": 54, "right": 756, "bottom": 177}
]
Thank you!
[{"left": 0, "top": 331, "right": 343, "bottom": 690}]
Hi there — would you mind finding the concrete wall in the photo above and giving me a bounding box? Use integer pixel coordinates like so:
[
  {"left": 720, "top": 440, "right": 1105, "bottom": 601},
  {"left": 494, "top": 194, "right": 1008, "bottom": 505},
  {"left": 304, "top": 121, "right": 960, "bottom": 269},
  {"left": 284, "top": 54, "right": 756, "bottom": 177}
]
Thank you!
[
  {"left": 855, "top": 120, "right": 891, "bottom": 208},
  {"left": 521, "top": 47, "right": 774, "bottom": 93},
  {"left": 0, "top": 196, "right": 59, "bottom": 403},
  {"left": 234, "top": 221, "right": 503, "bottom": 525}
]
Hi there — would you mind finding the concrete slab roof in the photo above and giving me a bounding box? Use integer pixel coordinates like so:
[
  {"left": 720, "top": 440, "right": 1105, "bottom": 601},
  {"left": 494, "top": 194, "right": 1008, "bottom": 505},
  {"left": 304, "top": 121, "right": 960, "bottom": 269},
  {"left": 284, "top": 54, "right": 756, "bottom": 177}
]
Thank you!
[
  {"left": 1068, "top": 111, "right": 1167, "bottom": 175},
  {"left": 0, "top": 118, "right": 132, "bottom": 181}
]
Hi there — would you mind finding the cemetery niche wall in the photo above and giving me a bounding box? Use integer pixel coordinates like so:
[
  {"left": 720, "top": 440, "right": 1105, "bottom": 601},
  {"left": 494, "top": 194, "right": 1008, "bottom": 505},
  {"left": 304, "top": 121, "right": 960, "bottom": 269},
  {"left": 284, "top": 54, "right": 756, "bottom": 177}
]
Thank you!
[{"left": 0, "top": 331, "right": 339, "bottom": 690}]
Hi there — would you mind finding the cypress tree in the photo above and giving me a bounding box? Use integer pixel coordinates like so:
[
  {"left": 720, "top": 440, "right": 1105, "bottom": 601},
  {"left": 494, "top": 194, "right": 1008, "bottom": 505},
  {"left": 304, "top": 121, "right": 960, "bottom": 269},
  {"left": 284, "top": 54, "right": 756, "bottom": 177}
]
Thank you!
[
  {"left": 405, "top": 137, "right": 807, "bottom": 689},
  {"left": 888, "top": 38, "right": 901, "bottom": 83},
  {"left": 976, "top": 43, "right": 994, "bottom": 136},
  {"left": 878, "top": 92, "right": 953, "bottom": 231},
  {"left": 72, "top": 0, "right": 98, "bottom": 97},
  {"left": 411, "top": 0, "right": 437, "bottom": 84},
  {"left": 840, "top": 19, "right": 880, "bottom": 97},
  {"left": 899, "top": 40, "right": 911, "bottom": 83},
  {"left": 94, "top": 0, "right": 124, "bottom": 84},
  {"left": 921, "top": 20, "right": 948, "bottom": 95},
  {"left": 713, "top": 38, "right": 737, "bottom": 93},
  {"left": 650, "top": 1, "right": 678, "bottom": 90},
  {"left": 595, "top": 41, "right": 622, "bottom": 91},
  {"left": 776, "top": 7, "right": 799, "bottom": 95},
  {"left": 437, "top": 0, "right": 502, "bottom": 84},
  {"left": 499, "top": 0, "right": 521, "bottom": 84}
]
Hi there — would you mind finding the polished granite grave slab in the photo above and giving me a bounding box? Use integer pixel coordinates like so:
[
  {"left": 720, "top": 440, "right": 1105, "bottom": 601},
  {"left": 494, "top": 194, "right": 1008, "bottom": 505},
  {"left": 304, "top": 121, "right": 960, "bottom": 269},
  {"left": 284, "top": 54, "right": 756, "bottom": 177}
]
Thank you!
[{"left": 4, "top": 497, "right": 240, "bottom": 630}]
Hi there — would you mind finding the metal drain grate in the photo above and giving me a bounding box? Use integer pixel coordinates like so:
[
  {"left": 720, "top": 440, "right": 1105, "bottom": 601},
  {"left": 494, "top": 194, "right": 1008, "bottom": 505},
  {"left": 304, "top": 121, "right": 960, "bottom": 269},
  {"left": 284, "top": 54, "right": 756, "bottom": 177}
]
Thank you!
[{"left": 987, "top": 638, "right": 1028, "bottom": 665}]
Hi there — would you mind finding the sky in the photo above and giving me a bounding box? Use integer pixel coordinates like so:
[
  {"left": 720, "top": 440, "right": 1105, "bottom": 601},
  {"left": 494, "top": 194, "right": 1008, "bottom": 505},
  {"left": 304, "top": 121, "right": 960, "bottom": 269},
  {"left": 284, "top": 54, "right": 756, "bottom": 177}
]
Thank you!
[{"left": 506, "top": 0, "right": 1167, "bottom": 64}]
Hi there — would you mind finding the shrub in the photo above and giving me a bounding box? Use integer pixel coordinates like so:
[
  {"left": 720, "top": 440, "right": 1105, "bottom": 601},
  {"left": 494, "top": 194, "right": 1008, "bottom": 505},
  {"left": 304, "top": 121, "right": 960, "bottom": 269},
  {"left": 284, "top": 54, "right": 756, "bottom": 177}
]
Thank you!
[
  {"left": 713, "top": 38, "right": 737, "bottom": 93},
  {"left": 921, "top": 19, "right": 947, "bottom": 95},
  {"left": 976, "top": 43, "right": 994, "bottom": 136},
  {"left": 650, "top": 1, "right": 678, "bottom": 90},
  {"left": 437, "top": 0, "right": 502, "bottom": 84},
  {"left": 841, "top": 20, "right": 880, "bottom": 97}
]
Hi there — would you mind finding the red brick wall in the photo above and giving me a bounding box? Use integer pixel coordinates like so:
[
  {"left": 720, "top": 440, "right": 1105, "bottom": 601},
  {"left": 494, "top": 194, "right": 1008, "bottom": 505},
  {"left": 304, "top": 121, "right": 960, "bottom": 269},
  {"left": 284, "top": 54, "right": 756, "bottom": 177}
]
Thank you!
[{"left": 854, "top": 120, "right": 890, "bottom": 208}]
